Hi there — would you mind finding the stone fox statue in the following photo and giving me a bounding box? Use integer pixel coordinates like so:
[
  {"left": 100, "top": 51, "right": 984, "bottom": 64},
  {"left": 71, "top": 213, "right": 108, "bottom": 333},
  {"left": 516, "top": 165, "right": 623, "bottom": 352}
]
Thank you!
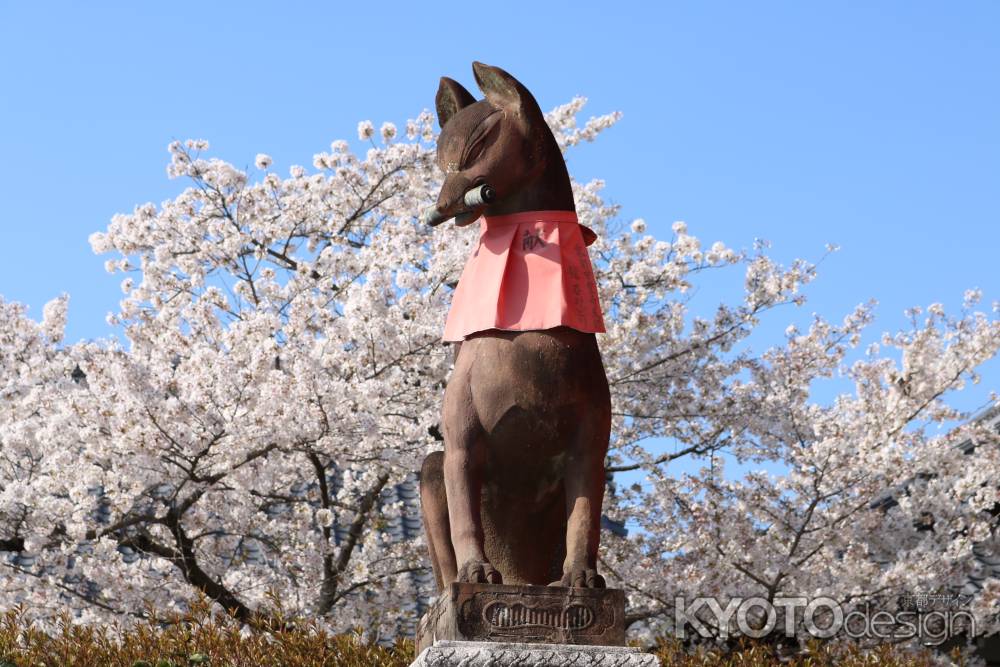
[{"left": 419, "top": 62, "right": 611, "bottom": 590}]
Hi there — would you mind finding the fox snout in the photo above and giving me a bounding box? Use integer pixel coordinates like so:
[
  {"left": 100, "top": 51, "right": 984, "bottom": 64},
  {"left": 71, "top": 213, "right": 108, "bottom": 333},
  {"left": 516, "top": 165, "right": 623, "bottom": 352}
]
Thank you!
[{"left": 421, "top": 182, "right": 496, "bottom": 227}]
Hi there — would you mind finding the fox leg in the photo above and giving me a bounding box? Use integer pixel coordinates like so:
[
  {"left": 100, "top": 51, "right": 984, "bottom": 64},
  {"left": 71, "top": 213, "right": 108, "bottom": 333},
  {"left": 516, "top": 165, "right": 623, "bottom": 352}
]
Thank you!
[
  {"left": 441, "top": 358, "right": 501, "bottom": 585},
  {"left": 419, "top": 451, "right": 456, "bottom": 590},
  {"left": 555, "top": 406, "right": 610, "bottom": 588}
]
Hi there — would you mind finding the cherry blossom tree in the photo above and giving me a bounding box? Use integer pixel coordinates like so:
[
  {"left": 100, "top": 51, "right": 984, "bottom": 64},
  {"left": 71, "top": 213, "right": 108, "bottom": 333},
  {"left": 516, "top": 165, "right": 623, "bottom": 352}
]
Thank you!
[
  {"left": 0, "top": 97, "right": 997, "bottom": 651},
  {"left": 601, "top": 291, "right": 1000, "bottom": 646}
]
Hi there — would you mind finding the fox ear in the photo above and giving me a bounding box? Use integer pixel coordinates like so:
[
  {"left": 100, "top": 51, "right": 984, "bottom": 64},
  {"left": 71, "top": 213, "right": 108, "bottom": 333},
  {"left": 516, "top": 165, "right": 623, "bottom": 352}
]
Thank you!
[
  {"left": 435, "top": 77, "right": 476, "bottom": 129},
  {"left": 472, "top": 62, "right": 542, "bottom": 123}
]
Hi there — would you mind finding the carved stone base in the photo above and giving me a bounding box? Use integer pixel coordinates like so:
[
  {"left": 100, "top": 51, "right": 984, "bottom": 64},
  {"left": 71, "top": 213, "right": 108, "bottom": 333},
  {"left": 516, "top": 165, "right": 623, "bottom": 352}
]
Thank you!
[
  {"left": 416, "top": 583, "right": 626, "bottom": 654},
  {"left": 411, "top": 640, "right": 658, "bottom": 666}
]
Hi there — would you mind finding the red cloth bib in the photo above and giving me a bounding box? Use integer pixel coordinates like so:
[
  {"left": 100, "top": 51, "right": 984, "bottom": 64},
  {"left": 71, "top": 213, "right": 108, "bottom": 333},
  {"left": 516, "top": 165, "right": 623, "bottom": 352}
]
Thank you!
[{"left": 442, "top": 210, "right": 606, "bottom": 342}]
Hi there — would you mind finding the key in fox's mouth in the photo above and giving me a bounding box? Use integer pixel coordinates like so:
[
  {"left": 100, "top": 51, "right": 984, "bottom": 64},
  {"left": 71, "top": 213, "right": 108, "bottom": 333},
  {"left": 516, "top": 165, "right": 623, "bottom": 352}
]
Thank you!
[
  {"left": 421, "top": 183, "right": 496, "bottom": 227},
  {"left": 463, "top": 183, "right": 495, "bottom": 208}
]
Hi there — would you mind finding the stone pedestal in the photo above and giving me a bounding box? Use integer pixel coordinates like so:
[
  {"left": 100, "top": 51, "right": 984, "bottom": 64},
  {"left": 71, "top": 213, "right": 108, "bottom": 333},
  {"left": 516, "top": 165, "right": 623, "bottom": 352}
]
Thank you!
[
  {"left": 411, "top": 640, "right": 658, "bottom": 666},
  {"left": 416, "top": 583, "right": 627, "bottom": 653}
]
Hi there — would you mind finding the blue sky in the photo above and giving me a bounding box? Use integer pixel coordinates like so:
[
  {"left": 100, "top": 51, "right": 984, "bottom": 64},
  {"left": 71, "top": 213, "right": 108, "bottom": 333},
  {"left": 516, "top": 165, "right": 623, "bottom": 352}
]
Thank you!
[{"left": 1, "top": 1, "right": 997, "bottom": 414}]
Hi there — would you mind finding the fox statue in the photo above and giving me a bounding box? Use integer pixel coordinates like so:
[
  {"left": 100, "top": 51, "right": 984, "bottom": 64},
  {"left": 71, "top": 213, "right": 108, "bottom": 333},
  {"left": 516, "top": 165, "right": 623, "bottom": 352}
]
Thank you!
[{"left": 419, "top": 62, "right": 611, "bottom": 591}]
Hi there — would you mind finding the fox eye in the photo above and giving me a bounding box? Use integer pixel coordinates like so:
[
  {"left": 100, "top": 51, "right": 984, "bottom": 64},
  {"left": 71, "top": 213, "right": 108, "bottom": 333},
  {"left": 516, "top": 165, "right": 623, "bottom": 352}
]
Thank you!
[
  {"left": 461, "top": 118, "right": 500, "bottom": 168},
  {"left": 464, "top": 138, "right": 488, "bottom": 165}
]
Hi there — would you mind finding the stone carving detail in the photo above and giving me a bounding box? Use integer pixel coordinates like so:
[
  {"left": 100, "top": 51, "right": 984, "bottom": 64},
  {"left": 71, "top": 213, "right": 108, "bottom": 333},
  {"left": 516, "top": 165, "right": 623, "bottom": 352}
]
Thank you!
[
  {"left": 417, "top": 583, "right": 625, "bottom": 652},
  {"left": 458, "top": 586, "right": 618, "bottom": 643},
  {"left": 412, "top": 640, "right": 659, "bottom": 667},
  {"left": 483, "top": 601, "right": 594, "bottom": 630}
]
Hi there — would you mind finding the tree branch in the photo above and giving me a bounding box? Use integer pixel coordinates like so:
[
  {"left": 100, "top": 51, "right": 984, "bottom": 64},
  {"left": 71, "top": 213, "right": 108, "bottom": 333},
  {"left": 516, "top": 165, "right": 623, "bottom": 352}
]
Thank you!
[{"left": 317, "top": 472, "right": 391, "bottom": 615}]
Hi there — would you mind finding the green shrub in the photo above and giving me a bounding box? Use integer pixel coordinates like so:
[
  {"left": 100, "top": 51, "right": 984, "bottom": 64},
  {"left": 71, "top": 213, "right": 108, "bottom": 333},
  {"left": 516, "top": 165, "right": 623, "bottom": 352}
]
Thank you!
[
  {"left": 0, "top": 597, "right": 413, "bottom": 667},
  {"left": 0, "top": 598, "right": 948, "bottom": 666}
]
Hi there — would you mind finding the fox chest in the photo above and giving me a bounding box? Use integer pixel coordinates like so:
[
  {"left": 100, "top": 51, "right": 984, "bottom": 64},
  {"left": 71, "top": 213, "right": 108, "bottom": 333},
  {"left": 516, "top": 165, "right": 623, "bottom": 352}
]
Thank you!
[{"left": 466, "top": 338, "right": 598, "bottom": 446}]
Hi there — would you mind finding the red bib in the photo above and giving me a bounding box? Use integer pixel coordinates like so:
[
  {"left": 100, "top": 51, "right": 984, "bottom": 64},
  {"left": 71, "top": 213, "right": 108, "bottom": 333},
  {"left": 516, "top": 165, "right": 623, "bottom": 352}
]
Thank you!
[{"left": 443, "top": 210, "right": 606, "bottom": 341}]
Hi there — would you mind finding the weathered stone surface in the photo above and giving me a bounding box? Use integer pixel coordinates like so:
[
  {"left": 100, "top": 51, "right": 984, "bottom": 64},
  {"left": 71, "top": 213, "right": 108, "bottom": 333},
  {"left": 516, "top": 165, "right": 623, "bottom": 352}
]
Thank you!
[
  {"left": 411, "top": 640, "right": 658, "bottom": 666},
  {"left": 416, "top": 583, "right": 626, "bottom": 653}
]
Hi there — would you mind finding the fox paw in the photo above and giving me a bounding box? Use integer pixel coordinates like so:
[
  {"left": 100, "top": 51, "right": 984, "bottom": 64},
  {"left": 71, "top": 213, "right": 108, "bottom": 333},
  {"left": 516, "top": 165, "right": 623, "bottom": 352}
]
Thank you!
[
  {"left": 457, "top": 558, "right": 502, "bottom": 584},
  {"left": 551, "top": 567, "right": 606, "bottom": 589}
]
